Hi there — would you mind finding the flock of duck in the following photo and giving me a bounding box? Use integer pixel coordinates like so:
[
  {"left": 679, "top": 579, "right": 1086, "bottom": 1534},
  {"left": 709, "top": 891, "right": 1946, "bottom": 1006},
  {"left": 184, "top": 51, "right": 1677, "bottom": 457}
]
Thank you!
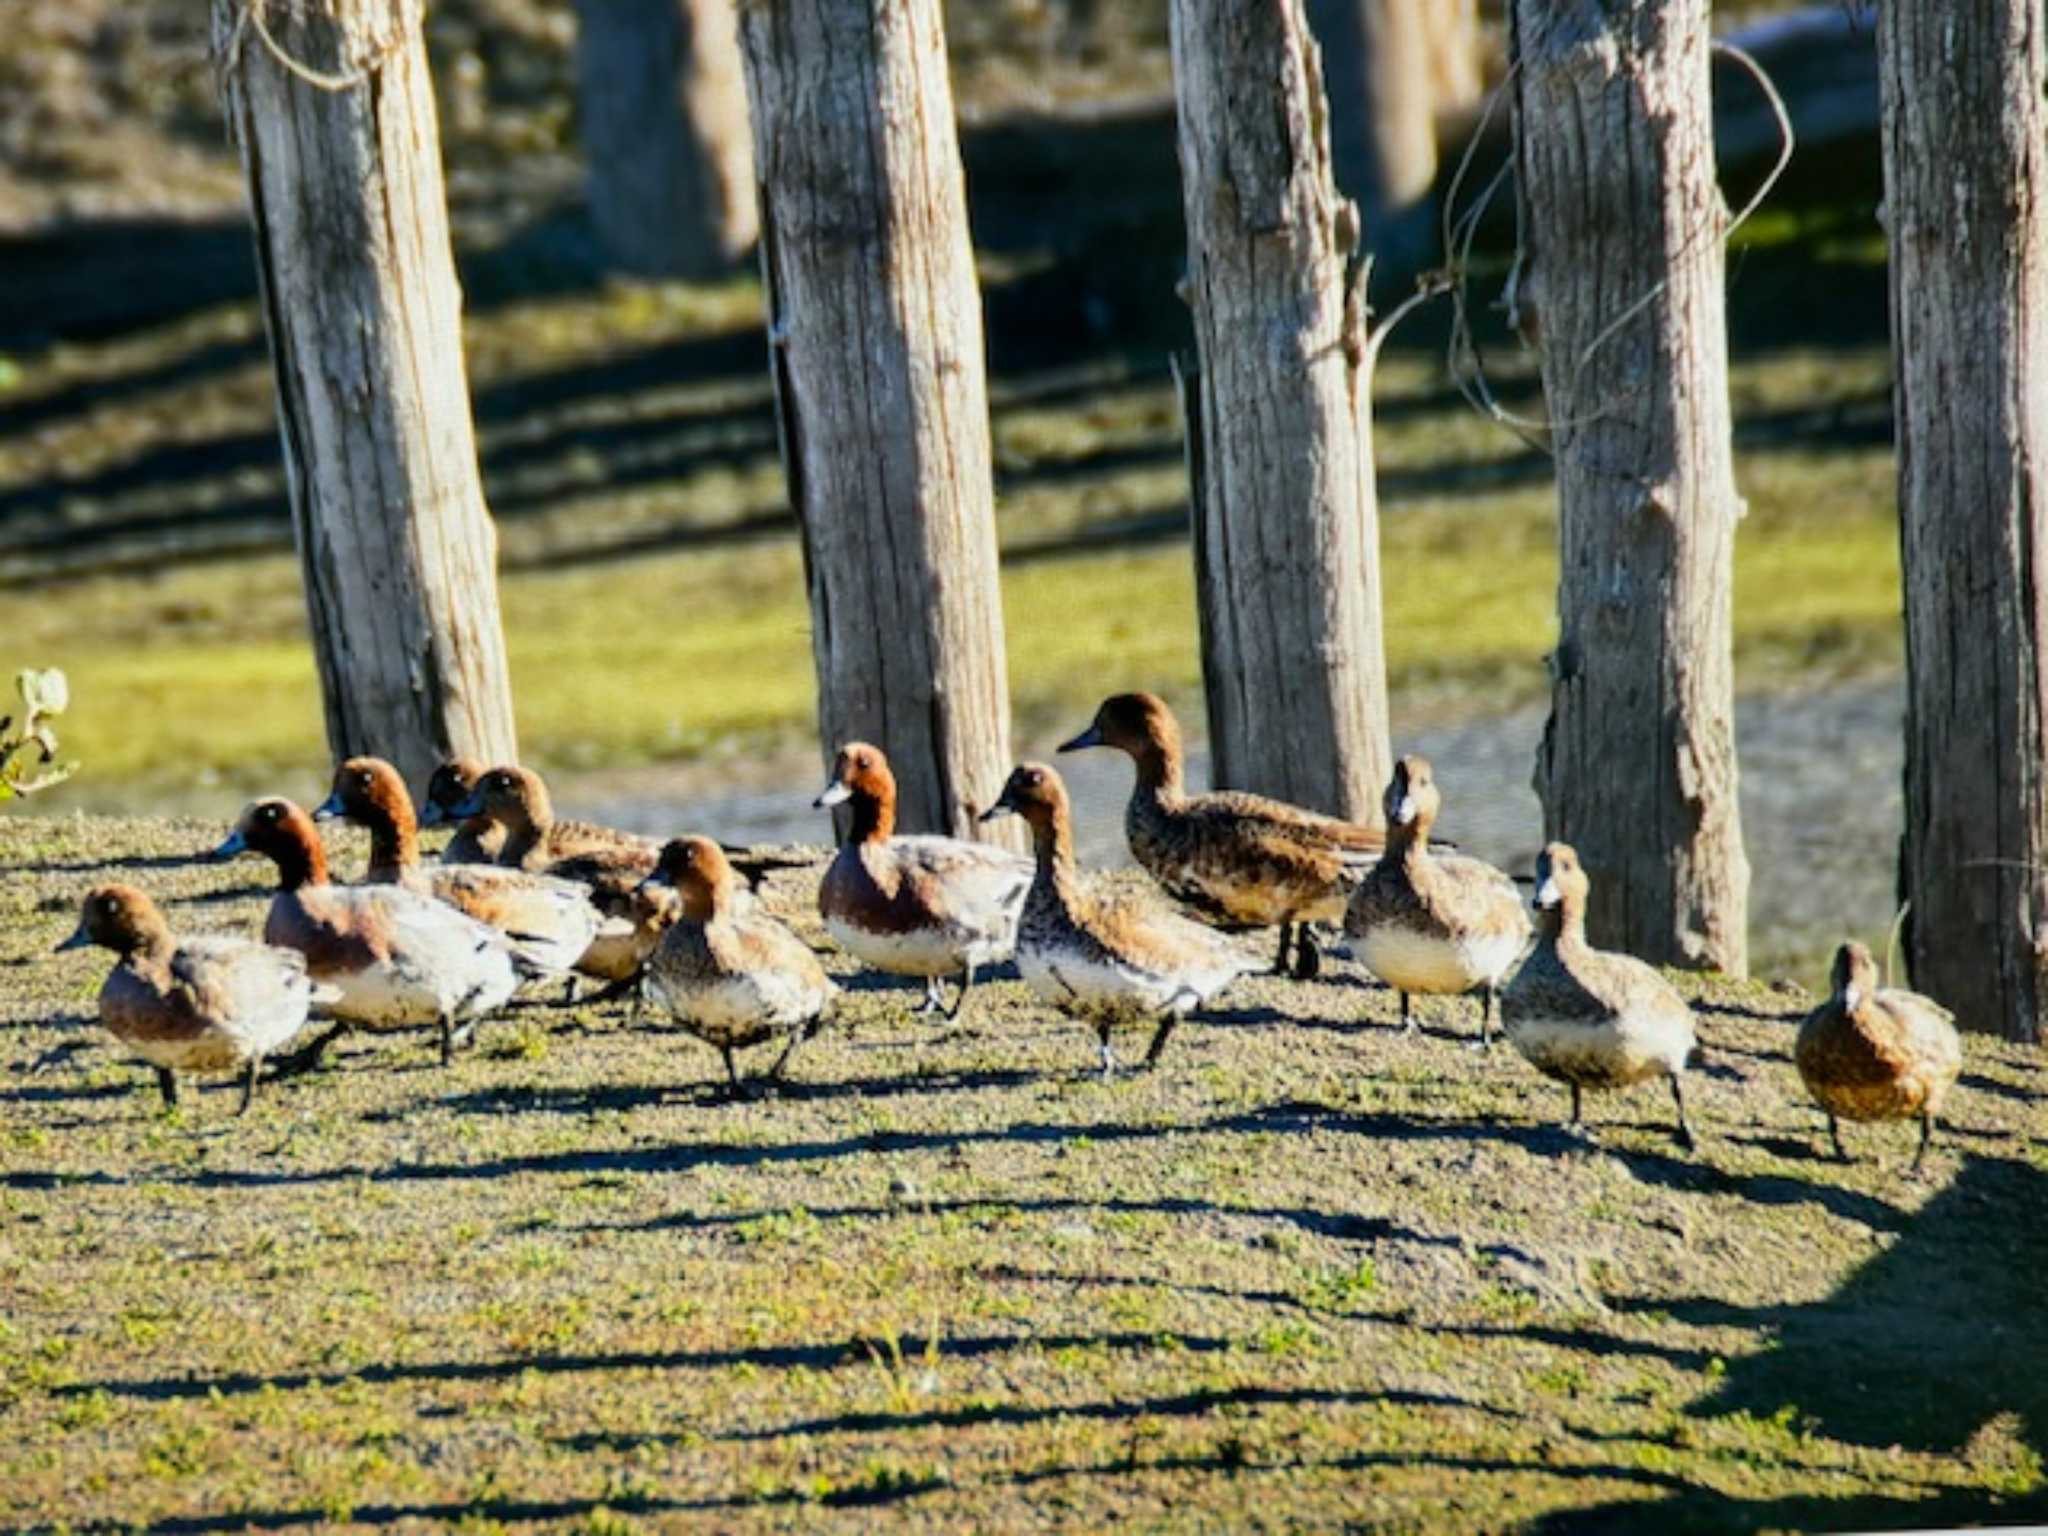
[{"left": 50, "top": 692, "right": 1962, "bottom": 1172}]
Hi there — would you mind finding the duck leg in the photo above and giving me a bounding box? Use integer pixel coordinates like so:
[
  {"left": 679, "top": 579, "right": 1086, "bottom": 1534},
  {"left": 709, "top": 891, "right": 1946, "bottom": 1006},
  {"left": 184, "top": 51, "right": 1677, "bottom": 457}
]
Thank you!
[
  {"left": 1668, "top": 1076, "right": 1696, "bottom": 1151},
  {"left": 766, "top": 1030, "right": 803, "bottom": 1082},
  {"left": 1827, "top": 1113, "right": 1851, "bottom": 1163},
  {"left": 1292, "top": 928, "right": 1321, "bottom": 982},
  {"left": 560, "top": 975, "right": 582, "bottom": 1005},
  {"left": 1399, "top": 992, "right": 1414, "bottom": 1034},
  {"left": 154, "top": 1066, "right": 179, "bottom": 1113},
  {"left": 1142, "top": 1014, "right": 1179, "bottom": 1070},
  {"left": 1096, "top": 1026, "right": 1118, "bottom": 1079},
  {"left": 272, "top": 1023, "right": 348, "bottom": 1078},
  {"left": 943, "top": 964, "right": 976, "bottom": 1022},
  {"left": 1271, "top": 924, "right": 1295, "bottom": 976},
  {"left": 1910, "top": 1111, "right": 1936, "bottom": 1175},
  {"left": 438, "top": 1013, "right": 455, "bottom": 1067},
  {"left": 721, "top": 1046, "right": 746, "bottom": 1099},
  {"left": 237, "top": 1058, "right": 260, "bottom": 1116},
  {"left": 915, "top": 978, "right": 947, "bottom": 1016},
  {"left": 1473, "top": 985, "right": 1498, "bottom": 1050}
]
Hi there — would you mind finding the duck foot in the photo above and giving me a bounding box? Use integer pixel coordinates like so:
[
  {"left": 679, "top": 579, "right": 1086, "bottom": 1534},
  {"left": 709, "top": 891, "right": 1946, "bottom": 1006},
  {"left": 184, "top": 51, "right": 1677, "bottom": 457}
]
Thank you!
[
  {"left": 271, "top": 1024, "right": 349, "bottom": 1079},
  {"left": 1291, "top": 930, "right": 1321, "bottom": 982}
]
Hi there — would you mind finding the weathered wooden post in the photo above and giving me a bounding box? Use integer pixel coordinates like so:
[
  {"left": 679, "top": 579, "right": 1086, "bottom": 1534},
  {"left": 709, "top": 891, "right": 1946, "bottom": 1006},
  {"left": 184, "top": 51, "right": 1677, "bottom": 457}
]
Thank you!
[
  {"left": 1880, "top": 0, "right": 2048, "bottom": 1039},
  {"left": 212, "top": 0, "right": 518, "bottom": 789},
  {"left": 574, "top": 0, "right": 756, "bottom": 278},
  {"left": 738, "top": 0, "right": 1016, "bottom": 842},
  {"left": 1306, "top": 0, "right": 1482, "bottom": 281},
  {"left": 1511, "top": 0, "right": 1749, "bottom": 973},
  {"left": 1170, "top": 0, "right": 1393, "bottom": 821}
]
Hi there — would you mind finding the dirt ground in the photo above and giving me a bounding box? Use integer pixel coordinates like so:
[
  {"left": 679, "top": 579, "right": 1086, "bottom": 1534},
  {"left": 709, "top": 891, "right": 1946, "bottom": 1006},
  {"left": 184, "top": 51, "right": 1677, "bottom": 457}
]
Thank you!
[{"left": 3, "top": 812, "right": 2045, "bottom": 1534}]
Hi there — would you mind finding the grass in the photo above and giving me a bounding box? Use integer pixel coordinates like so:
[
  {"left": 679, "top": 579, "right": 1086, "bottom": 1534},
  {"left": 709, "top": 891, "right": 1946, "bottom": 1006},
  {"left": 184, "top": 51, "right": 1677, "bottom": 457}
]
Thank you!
[
  {"left": 2, "top": 277, "right": 1904, "bottom": 807},
  {"left": 3, "top": 812, "right": 2046, "bottom": 1532}
]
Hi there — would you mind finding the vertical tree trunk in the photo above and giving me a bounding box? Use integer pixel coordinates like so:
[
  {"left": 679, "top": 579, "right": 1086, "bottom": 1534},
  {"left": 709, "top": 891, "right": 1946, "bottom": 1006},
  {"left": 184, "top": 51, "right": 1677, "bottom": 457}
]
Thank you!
[
  {"left": 1513, "top": 0, "right": 1748, "bottom": 974},
  {"left": 1170, "top": 0, "right": 1392, "bottom": 821},
  {"left": 739, "top": 0, "right": 1016, "bottom": 843},
  {"left": 213, "top": 0, "right": 518, "bottom": 792},
  {"left": 1306, "top": 0, "right": 1481, "bottom": 281},
  {"left": 1881, "top": 1, "right": 2048, "bottom": 1040},
  {"left": 574, "top": 0, "right": 757, "bottom": 278}
]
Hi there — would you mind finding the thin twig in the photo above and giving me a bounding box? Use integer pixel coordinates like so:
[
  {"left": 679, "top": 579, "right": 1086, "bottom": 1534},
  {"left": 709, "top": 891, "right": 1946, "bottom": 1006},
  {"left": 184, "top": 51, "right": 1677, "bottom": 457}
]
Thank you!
[{"left": 243, "top": 0, "right": 392, "bottom": 92}]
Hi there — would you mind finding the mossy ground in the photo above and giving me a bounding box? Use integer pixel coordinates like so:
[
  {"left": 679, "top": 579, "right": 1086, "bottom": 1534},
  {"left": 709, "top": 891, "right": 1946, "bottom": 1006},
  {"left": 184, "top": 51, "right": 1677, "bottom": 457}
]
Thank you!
[{"left": 4, "top": 815, "right": 2045, "bottom": 1533}]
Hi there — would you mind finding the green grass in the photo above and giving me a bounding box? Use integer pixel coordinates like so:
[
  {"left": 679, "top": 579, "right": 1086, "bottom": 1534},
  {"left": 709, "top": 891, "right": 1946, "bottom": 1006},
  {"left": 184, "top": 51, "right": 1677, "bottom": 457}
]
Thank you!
[
  {"left": 2, "top": 813, "right": 2044, "bottom": 1533},
  {"left": 4, "top": 287, "right": 1904, "bottom": 806}
]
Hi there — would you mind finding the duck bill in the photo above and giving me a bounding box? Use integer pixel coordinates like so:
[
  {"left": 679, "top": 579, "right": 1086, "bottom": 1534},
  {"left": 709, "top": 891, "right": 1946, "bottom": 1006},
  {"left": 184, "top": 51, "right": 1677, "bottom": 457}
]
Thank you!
[
  {"left": 52, "top": 923, "right": 90, "bottom": 953},
  {"left": 1056, "top": 723, "right": 1103, "bottom": 753},
  {"left": 635, "top": 871, "right": 673, "bottom": 895},
  {"left": 206, "top": 829, "right": 248, "bottom": 861},
  {"left": 311, "top": 791, "right": 345, "bottom": 823},
  {"left": 977, "top": 798, "right": 1017, "bottom": 824},
  {"left": 446, "top": 791, "right": 486, "bottom": 821},
  {"left": 813, "top": 781, "right": 852, "bottom": 810},
  {"left": 418, "top": 799, "right": 449, "bottom": 828}
]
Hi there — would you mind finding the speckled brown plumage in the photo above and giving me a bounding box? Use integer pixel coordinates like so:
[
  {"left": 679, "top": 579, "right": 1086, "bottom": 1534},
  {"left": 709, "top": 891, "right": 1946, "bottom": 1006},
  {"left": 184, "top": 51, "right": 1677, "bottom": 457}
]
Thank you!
[
  {"left": 318, "top": 757, "right": 608, "bottom": 978},
  {"left": 983, "top": 762, "right": 1250, "bottom": 1074},
  {"left": 1501, "top": 843, "right": 1698, "bottom": 1145},
  {"left": 643, "top": 837, "right": 837, "bottom": 1092},
  {"left": 1796, "top": 941, "right": 1961, "bottom": 1171},
  {"left": 1059, "top": 693, "right": 1383, "bottom": 977},
  {"left": 815, "top": 741, "right": 1029, "bottom": 1019},
  {"left": 55, "top": 885, "right": 317, "bottom": 1112},
  {"left": 1343, "top": 756, "right": 1529, "bottom": 1044}
]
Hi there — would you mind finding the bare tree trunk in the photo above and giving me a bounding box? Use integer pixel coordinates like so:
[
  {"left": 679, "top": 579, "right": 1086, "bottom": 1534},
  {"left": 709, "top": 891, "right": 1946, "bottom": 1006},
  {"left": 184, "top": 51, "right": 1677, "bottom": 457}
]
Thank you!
[
  {"left": 1513, "top": 0, "right": 1748, "bottom": 974},
  {"left": 1306, "top": 0, "right": 1481, "bottom": 281},
  {"left": 1881, "top": 0, "right": 2048, "bottom": 1041},
  {"left": 212, "top": 0, "right": 517, "bottom": 791},
  {"left": 738, "top": 0, "right": 1015, "bottom": 844},
  {"left": 1170, "top": 0, "right": 1391, "bottom": 821},
  {"left": 574, "top": 0, "right": 756, "bottom": 278}
]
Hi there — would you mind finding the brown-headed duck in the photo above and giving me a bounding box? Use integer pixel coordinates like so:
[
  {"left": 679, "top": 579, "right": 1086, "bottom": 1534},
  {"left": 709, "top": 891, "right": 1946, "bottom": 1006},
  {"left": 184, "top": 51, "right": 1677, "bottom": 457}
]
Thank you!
[
  {"left": 1501, "top": 843, "right": 1701, "bottom": 1148},
  {"left": 980, "top": 762, "right": 1251, "bottom": 1075},
  {"left": 417, "top": 756, "right": 504, "bottom": 864},
  {"left": 1796, "top": 941, "right": 1962, "bottom": 1173},
  {"left": 641, "top": 836, "right": 837, "bottom": 1094},
  {"left": 1058, "top": 692, "right": 1385, "bottom": 979},
  {"left": 1343, "top": 755, "right": 1529, "bottom": 1045},
  {"left": 54, "top": 884, "right": 321, "bottom": 1113},
  {"left": 814, "top": 741, "right": 1030, "bottom": 1021},
  {"left": 209, "top": 798, "right": 523, "bottom": 1066},
  {"left": 314, "top": 756, "right": 614, "bottom": 980}
]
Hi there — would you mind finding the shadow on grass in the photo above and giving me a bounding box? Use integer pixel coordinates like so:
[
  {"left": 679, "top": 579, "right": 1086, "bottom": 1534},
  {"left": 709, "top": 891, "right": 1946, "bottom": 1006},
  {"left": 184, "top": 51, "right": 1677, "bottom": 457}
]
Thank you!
[
  {"left": 54, "top": 1328, "right": 1231, "bottom": 1405},
  {"left": 563, "top": 1381, "right": 1512, "bottom": 1452}
]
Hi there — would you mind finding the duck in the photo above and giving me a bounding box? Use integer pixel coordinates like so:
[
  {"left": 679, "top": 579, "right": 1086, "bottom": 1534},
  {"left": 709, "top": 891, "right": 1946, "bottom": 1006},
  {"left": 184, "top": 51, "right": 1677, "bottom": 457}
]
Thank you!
[
  {"left": 980, "top": 762, "right": 1251, "bottom": 1075},
  {"left": 1796, "top": 940, "right": 1962, "bottom": 1173},
  {"left": 1058, "top": 691, "right": 1385, "bottom": 979},
  {"left": 313, "top": 756, "right": 613, "bottom": 980},
  {"left": 640, "top": 836, "right": 837, "bottom": 1094},
  {"left": 1500, "top": 843, "right": 1701, "bottom": 1148},
  {"left": 53, "top": 884, "right": 322, "bottom": 1114},
  {"left": 418, "top": 756, "right": 503, "bottom": 864},
  {"left": 451, "top": 764, "right": 814, "bottom": 910},
  {"left": 208, "top": 798, "right": 524, "bottom": 1066},
  {"left": 1343, "top": 755, "right": 1529, "bottom": 1045},
  {"left": 814, "top": 740, "right": 1031, "bottom": 1021}
]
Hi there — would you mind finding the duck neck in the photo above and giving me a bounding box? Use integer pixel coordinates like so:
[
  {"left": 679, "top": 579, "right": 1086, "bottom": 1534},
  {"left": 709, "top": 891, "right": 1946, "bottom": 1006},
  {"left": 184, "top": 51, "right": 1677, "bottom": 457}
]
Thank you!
[
  {"left": 1027, "top": 813, "right": 1083, "bottom": 908},
  {"left": 847, "top": 786, "right": 894, "bottom": 845},
  {"left": 500, "top": 812, "right": 544, "bottom": 866},
  {"left": 1535, "top": 899, "right": 1586, "bottom": 953},
  {"left": 273, "top": 833, "right": 328, "bottom": 892},
  {"left": 363, "top": 806, "right": 421, "bottom": 884},
  {"left": 1131, "top": 737, "right": 1185, "bottom": 805},
  {"left": 119, "top": 927, "right": 177, "bottom": 967},
  {"left": 1388, "top": 811, "right": 1435, "bottom": 875}
]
